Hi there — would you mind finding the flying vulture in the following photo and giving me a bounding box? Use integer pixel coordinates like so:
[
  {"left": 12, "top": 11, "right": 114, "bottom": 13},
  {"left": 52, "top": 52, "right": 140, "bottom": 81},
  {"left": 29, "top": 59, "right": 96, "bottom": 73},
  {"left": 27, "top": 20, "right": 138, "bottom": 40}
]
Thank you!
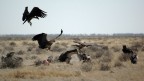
[{"left": 22, "top": 7, "right": 47, "bottom": 26}]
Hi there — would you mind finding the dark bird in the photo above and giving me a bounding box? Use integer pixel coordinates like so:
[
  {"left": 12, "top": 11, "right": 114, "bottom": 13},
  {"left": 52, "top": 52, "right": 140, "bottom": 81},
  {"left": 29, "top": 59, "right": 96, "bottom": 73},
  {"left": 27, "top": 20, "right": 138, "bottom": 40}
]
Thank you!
[
  {"left": 122, "top": 45, "right": 133, "bottom": 54},
  {"left": 130, "top": 54, "right": 138, "bottom": 64},
  {"left": 32, "top": 29, "right": 63, "bottom": 50},
  {"left": 58, "top": 49, "right": 78, "bottom": 63},
  {"left": 58, "top": 49, "right": 91, "bottom": 64},
  {"left": 22, "top": 7, "right": 47, "bottom": 26}
]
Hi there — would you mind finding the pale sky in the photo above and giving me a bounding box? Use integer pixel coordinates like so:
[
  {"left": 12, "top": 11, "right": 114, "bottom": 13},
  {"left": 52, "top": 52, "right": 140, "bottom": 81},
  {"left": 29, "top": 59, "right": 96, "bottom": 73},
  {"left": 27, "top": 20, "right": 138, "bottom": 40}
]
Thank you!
[{"left": 0, "top": 0, "right": 144, "bottom": 34}]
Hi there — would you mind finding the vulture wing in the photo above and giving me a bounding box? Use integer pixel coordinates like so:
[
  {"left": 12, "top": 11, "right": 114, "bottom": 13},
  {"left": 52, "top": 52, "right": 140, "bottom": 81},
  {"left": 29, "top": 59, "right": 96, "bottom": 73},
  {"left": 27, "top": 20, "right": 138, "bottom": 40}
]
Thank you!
[
  {"left": 22, "top": 7, "right": 29, "bottom": 21},
  {"left": 29, "top": 7, "right": 47, "bottom": 18}
]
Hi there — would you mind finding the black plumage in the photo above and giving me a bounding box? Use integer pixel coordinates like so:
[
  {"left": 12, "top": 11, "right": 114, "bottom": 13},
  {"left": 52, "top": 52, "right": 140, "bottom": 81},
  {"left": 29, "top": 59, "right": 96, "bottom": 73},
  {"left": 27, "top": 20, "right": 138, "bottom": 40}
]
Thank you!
[
  {"left": 122, "top": 45, "right": 133, "bottom": 54},
  {"left": 32, "top": 29, "right": 63, "bottom": 50},
  {"left": 58, "top": 49, "right": 78, "bottom": 62},
  {"left": 22, "top": 7, "right": 47, "bottom": 26}
]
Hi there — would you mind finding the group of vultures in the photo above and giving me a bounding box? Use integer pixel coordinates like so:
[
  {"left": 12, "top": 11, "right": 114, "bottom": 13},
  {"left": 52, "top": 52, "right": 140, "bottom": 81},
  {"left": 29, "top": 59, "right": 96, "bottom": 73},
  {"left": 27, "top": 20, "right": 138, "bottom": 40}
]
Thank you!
[{"left": 1, "top": 7, "right": 138, "bottom": 68}]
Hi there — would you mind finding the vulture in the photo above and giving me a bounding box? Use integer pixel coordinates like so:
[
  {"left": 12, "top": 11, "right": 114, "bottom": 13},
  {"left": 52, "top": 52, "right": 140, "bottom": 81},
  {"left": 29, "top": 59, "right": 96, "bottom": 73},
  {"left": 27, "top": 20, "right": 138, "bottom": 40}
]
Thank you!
[
  {"left": 58, "top": 49, "right": 91, "bottom": 64},
  {"left": 122, "top": 45, "right": 133, "bottom": 54},
  {"left": 22, "top": 7, "right": 47, "bottom": 26},
  {"left": 58, "top": 49, "right": 78, "bottom": 63},
  {"left": 122, "top": 45, "right": 138, "bottom": 64},
  {"left": 32, "top": 29, "right": 63, "bottom": 50}
]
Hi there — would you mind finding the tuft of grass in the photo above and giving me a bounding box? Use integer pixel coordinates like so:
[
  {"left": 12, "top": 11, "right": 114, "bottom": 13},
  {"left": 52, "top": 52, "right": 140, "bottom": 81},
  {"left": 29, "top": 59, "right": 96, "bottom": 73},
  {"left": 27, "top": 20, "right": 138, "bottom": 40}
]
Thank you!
[
  {"left": 118, "top": 53, "right": 130, "bottom": 62},
  {"left": 4, "top": 46, "right": 14, "bottom": 51},
  {"left": 0, "top": 56, "right": 23, "bottom": 68},
  {"left": 27, "top": 47, "right": 33, "bottom": 52},
  {"left": 9, "top": 42, "right": 16, "bottom": 46},
  {"left": 98, "top": 50, "right": 112, "bottom": 63},
  {"left": 17, "top": 50, "right": 25, "bottom": 55},
  {"left": 51, "top": 44, "right": 66, "bottom": 52},
  {"left": 100, "top": 63, "right": 111, "bottom": 71},
  {"left": 114, "top": 60, "right": 124, "bottom": 67},
  {"left": 81, "top": 62, "right": 93, "bottom": 72},
  {"left": 22, "top": 41, "right": 29, "bottom": 45},
  {"left": 111, "top": 46, "right": 121, "bottom": 52}
]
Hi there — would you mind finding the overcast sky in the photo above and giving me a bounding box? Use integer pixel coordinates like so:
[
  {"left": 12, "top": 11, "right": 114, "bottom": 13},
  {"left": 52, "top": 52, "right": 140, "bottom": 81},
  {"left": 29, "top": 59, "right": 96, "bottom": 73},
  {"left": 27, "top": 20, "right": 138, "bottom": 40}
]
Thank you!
[{"left": 0, "top": 0, "right": 144, "bottom": 35}]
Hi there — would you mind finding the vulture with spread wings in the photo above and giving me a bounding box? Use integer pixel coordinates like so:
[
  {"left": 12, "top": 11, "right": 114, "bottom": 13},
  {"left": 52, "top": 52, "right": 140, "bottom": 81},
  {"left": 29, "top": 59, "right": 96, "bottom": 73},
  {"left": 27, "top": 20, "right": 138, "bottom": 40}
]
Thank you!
[
  {"left": 22, "top": 7, "right": 47, "bottom": 26},
  {"left": 32, "top": 29, "right": 63, "bottom": 50}
]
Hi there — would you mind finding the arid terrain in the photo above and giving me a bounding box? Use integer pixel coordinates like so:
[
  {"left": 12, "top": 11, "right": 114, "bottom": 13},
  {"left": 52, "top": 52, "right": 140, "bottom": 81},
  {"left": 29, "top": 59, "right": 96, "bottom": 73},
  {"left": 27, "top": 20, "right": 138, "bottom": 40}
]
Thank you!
[{"left": 0, "top": 35, "right": 144, "bottom": 81}]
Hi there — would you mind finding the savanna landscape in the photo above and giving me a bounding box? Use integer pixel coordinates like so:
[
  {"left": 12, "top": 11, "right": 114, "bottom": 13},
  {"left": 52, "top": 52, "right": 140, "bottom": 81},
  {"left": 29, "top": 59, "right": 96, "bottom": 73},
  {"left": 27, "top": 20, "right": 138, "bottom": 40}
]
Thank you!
[{"left": 0, "top": 34, "right": 144, "bottom": 81}]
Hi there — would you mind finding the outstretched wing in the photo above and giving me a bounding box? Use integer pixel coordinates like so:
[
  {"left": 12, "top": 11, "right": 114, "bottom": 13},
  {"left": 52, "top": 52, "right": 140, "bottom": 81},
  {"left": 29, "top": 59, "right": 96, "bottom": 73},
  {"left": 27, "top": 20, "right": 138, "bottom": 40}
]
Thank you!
[
  {"left": 29, "top": 7, "right": 47, "bottom": 18},
  {"left": 22, "top": 7, "right": 29, "bottom": 21}
]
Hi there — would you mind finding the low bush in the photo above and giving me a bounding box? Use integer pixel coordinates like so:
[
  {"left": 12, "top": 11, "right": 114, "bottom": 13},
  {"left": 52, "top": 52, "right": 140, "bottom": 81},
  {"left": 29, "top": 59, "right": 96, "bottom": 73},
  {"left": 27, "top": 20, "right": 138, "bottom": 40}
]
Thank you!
[
  {"left": 100, "top": 63, "right": 111, "bottom": 71},
  {"left": 119, "top": 53, "right": 130, "bottom": 62},
  {"left": 81, "top": 62, "right": 93, "bottom": 72},
  {"left": 0, "top": 52, "right": 23, "bottom": 68},
  {"left": 9, "top": 41, "right": 16, "bottom": 46}
]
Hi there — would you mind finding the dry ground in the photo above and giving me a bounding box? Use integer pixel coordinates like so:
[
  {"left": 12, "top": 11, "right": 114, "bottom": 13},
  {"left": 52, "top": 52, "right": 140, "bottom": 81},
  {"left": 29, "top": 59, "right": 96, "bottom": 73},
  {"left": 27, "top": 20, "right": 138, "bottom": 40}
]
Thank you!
[{"left": 0, "top": 36, "right": 144, "bottom": 81}]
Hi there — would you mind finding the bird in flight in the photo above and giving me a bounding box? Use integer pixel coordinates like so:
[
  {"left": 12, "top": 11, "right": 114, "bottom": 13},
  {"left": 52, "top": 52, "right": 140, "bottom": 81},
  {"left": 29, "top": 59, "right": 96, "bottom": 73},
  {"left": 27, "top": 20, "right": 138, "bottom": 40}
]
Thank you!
[{"left": 22, "top": 7, "right": 47, "bottom": 26}]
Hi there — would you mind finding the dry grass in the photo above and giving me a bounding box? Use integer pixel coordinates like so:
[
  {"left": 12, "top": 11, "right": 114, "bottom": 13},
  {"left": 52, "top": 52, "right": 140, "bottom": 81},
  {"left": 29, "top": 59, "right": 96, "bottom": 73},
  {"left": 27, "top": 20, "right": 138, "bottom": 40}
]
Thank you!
[{"left": 0, "top": 36, "right": 144, "bottom": 81}]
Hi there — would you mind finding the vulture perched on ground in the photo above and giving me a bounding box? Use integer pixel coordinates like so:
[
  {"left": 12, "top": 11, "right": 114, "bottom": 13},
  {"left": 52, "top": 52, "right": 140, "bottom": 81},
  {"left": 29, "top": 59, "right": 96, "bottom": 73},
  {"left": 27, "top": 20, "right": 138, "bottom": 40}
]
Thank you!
[
  {"left": 122, "top": 45, "right": 138, "bottom": 64},
  {"left": 22, "top": 7, "right": 47, "bottom": 26},
  {"left": 122, "top": 45, "right": 133, "bottom": 54},
  {"left": 32, "top": 29, "right": 63, "bottom": 50}
]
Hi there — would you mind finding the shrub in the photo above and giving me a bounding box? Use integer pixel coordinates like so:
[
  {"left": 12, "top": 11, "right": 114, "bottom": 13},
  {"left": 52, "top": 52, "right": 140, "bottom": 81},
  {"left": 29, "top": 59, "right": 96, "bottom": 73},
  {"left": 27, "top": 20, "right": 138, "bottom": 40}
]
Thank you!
[
  {"left": 118, "top": 53, "right": 130, "bottom": 62},
  {"left": 51, "top": 44, "right": 66, "bottom": 52},
  {"left": 31, "top": 55, "right": 38, "bottom": 60},
  {"left": 100, "top": 63, "right": 111, "bottom": 71},
  {"left": 4, "top": 46, "right": 14, "bottom": 51},
  {"left": 22, "top": 41, "right": 29, "bottom": 45},
  {"left": 0, "top": 52, "right": 23, "bottom": 68},
  {"left": 81, "top": 62, "right": 93, "bottom": 72},
  {"left": 60, "top": 42, "right": 68, "bottom": 47},
  {"left": 17, "top": 50, "right": 25, "bottom": 55},
  {"left": 111, "top": 46, "right": 120, "bottom": 52},
  {"left": 9, "top": 42, "right": 16, "bottom": 46},
  {"left": 88, "top": 45, "right": 99, "bottom": 51},
  {"left": 95, "top": 50, "right": 104, "bottom": 58},
  {"left": 27, "top": 46, "right": 33, "bottom": 52},
  {"left": 132, "top": 42, "right": 143, "bottom": 49},
  {"left": 97, "top": 50, "right": 112, "bottom": 63},
  {"left": 0, "top": 48, "right": 2, "bottom": 53},
  {"left": 35, "top": 48, "right": 47, "bottom": 54},
  {"left": 141, "top": 46, "right": 144, "bottom": 51},
  {"left": 34, "top": 59, "right": 42, "bottom": 66}
]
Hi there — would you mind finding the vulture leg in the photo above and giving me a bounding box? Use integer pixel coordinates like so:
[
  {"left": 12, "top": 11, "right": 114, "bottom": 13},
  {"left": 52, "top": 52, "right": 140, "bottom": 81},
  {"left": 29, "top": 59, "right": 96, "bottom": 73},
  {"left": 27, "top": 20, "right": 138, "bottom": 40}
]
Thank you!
[
  {"left": 28, "top": 21, "right": 32, "bottom": 26},
  {"left": 23, "top": 20, "right": 27, "bottom": 24}
]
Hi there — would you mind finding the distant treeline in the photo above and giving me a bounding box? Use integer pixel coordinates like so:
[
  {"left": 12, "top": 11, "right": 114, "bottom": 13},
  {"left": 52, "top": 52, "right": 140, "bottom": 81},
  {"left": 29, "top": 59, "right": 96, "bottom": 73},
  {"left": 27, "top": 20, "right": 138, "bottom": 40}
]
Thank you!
[{"left": 0, "top": 33, "right": 144, "bottom": 40}]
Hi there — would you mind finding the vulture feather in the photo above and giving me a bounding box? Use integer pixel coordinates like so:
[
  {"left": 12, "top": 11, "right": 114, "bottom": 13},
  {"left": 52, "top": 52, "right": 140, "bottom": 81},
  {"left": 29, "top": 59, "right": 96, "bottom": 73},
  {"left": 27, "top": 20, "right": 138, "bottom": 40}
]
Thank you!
[{"left": 22, "top": 7, "right": 47, "bottom": 26}]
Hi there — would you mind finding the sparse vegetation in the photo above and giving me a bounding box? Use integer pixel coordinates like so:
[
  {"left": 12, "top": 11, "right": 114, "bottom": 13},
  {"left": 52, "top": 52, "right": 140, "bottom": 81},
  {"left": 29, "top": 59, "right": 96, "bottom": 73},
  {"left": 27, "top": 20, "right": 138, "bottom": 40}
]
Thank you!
[
  {"left": 114, "top": 60, "right": 124, "bottom": 67},
  {"left": 0, "top": 35, "right": 144, "bottom": 81},
  {"left": 81, "top": 62, "right": 93, "bottom": 72},
  {"left": 100, "top": 63, "right": 111, "bottom": 71},
  {"left": 0, "top": 53, "right": 23, "bottom": 68},
  {"left": 118, "top": 53, "right": 130, "bottom": 62},
  {"left": 9, "top": 41, "right": 17, "bottom": 46}
]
